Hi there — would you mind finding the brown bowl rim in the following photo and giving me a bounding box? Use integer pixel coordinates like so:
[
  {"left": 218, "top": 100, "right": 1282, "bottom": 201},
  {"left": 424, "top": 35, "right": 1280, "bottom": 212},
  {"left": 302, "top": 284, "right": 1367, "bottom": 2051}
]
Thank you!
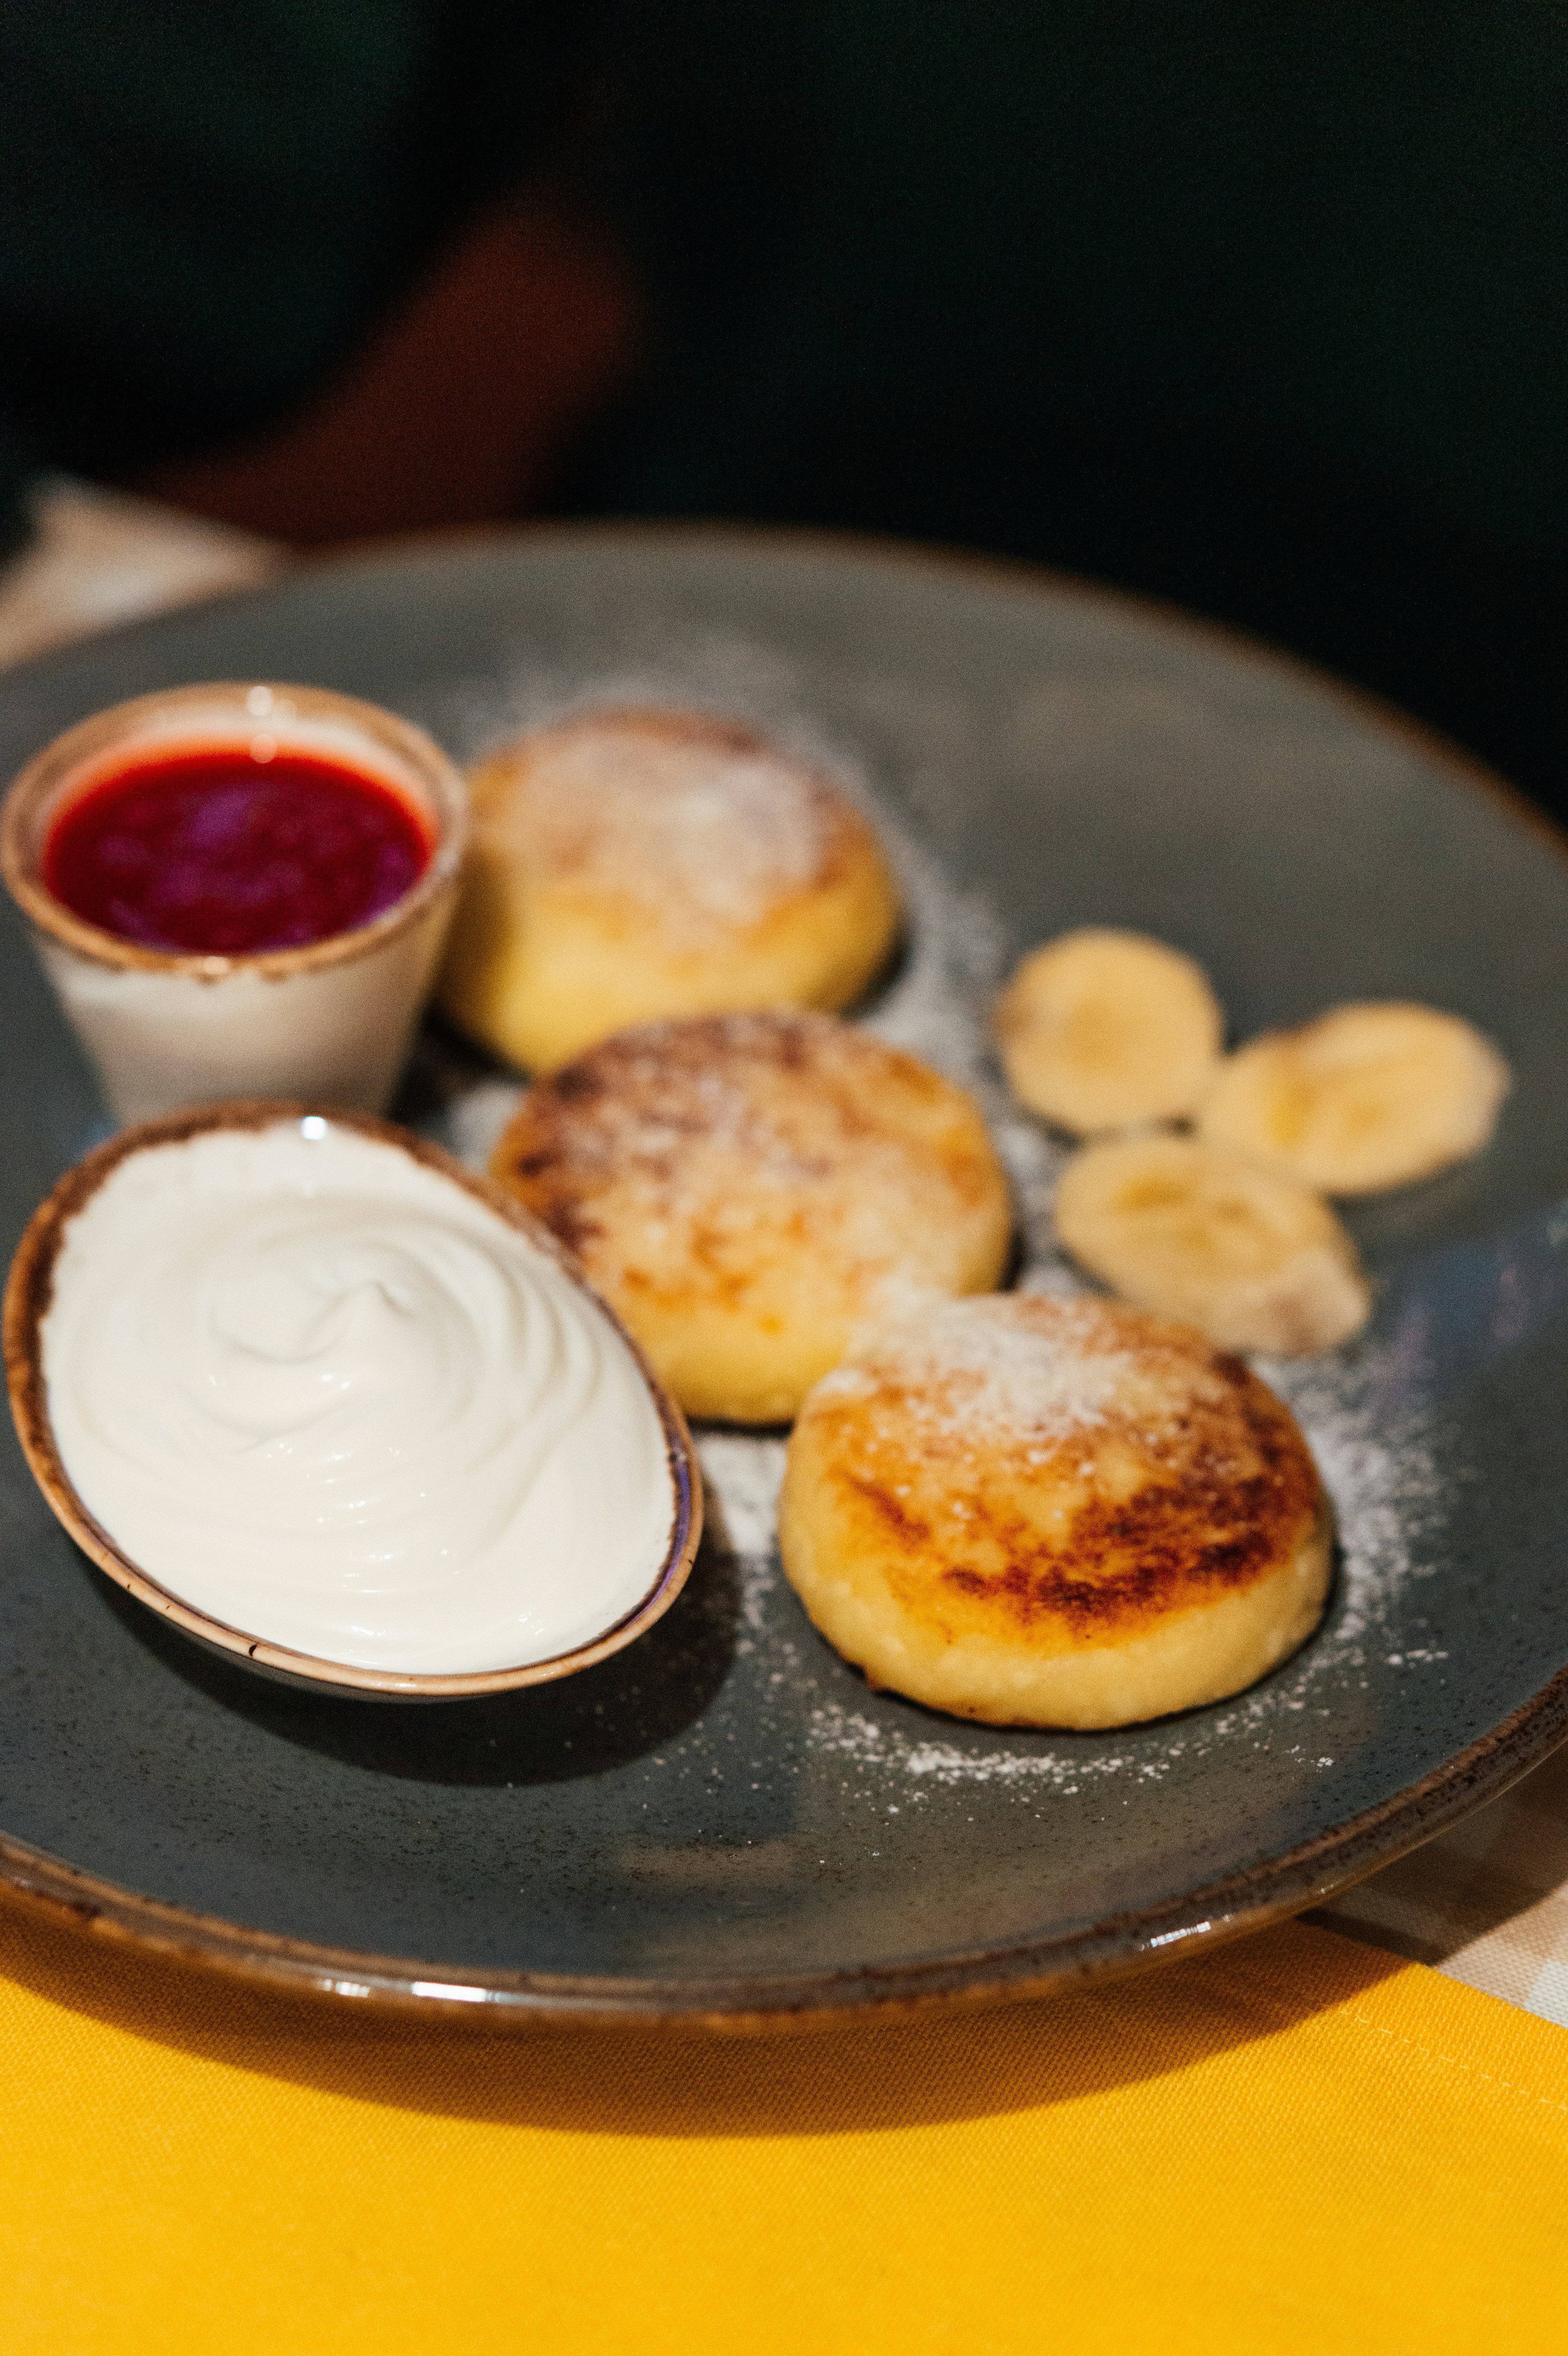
[
  {"left": 0, "top": 682, "right": 468, "bottom": 980},
  {"left": 2, "top": 1098, "right": 702, "bottom": 1698}
]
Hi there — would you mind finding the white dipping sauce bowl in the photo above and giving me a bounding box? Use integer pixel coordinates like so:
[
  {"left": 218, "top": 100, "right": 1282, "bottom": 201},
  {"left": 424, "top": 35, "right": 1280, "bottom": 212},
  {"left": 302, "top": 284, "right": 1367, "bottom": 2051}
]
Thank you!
[
  {"left": 3, "top": 1102, "right": 702, "bottom": 1700},
  {"left": 0, "top": 684, "right": 468, "bottom": 1124}
]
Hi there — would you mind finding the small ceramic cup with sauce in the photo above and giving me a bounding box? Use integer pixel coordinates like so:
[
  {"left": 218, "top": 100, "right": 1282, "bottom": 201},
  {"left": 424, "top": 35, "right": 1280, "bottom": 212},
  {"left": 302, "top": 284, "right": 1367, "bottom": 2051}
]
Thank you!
[{"left": 0, "top": 683, "right": 468, "bottom": 1124}]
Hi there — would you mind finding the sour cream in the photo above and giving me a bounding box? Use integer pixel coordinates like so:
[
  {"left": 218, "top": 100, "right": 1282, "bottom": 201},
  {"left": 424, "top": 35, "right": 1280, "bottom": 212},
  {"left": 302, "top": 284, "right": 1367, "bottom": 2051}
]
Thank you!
[{"left": 40, "top": 1119, "right": 678, "bottom": 1674}]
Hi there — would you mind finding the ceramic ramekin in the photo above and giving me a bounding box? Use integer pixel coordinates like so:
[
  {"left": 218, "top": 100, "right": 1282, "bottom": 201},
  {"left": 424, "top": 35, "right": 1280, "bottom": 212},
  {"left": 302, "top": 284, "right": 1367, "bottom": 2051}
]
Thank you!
[
  {"left": 0, "top": 684, "right": 468, "bottom": 1124},
  {"left": 3, "top": 1100, "right": 703, "bottom": 1700}
]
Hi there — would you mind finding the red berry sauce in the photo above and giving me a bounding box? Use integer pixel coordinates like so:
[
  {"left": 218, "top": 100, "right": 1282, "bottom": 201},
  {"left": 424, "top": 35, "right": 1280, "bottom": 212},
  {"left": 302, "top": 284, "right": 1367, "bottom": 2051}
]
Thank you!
[{"left": 44, "top": 743, "right": 434, "bottom": 956}]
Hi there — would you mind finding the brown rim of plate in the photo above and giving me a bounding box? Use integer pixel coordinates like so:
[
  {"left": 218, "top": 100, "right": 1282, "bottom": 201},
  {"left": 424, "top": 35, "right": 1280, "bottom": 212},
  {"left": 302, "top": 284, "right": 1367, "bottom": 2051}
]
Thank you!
[
  {"left": 302, "top": 512, "right": 1568, "bottom": 885},
  {"left": 1, "top": 523, "right": 1566, "bottom": 2029},
  {"left": 0, "top": 682, "right": 469, "bottom": 979},
  {"left": 2, "top": 1098, "right": 702, "bottom": 1700},
  {"left": 0, "top": 1650, "right": 1565, "bottom": 2032}
]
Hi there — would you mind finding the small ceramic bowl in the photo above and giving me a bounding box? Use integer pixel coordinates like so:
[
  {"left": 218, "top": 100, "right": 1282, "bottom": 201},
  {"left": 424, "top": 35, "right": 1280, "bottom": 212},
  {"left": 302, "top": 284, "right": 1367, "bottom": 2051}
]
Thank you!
[
  {"left": 0, "top": 683, "right": 468, "bottom": 1124},
  {"left": 3, "top": 1100, "right": 703, "bottom": 1700}
]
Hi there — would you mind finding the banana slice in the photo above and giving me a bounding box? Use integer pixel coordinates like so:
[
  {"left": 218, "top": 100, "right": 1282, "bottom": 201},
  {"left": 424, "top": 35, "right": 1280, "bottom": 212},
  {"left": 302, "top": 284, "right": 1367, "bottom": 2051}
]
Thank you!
[
  {"left": 1054, "top": 1135, "right": 1371, "bottom": 1356},
  {"left": 1198, "top": 1001, "right": 1510, "bottom": 1195},
  {"left": 993, "top": 928, "right": 1223, "bottom": 1133}
]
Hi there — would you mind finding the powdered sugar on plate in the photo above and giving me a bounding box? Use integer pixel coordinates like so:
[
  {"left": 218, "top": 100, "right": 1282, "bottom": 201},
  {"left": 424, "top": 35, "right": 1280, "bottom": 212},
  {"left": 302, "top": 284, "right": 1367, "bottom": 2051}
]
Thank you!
[{"left": 408, "top": 640, "right": 1452, "bottom": 1804}]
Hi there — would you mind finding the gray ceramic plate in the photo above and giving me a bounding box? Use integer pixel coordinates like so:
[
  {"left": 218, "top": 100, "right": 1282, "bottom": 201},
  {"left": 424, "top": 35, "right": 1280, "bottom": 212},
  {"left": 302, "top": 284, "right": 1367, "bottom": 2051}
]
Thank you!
[{"left": 3, "top": 525, "right": 1568, "bottom": 2028}]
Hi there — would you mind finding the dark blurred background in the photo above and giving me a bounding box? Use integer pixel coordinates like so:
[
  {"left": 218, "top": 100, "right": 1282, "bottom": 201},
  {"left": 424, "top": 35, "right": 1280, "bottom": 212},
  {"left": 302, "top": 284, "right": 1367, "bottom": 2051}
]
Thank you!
[{"left": 2, "top": 3, "right": 1563, "bottom": 815}]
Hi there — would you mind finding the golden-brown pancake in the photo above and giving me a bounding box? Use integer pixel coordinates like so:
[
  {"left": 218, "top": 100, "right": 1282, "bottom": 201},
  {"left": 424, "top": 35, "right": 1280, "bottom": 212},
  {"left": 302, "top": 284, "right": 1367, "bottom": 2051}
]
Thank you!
[
  {"left": 778, "top": 1291, "right": 1331, "bottom": 1727},
  {"left": 437, "top": 706, "right": 902, "bottom": 1070},
  {"left": 490, "top": 1010, "right": 1012, "bottom": 1423}
]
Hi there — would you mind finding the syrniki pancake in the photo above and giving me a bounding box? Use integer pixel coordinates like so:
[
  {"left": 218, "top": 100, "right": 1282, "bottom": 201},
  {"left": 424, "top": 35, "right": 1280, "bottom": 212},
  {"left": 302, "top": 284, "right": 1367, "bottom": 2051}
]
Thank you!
[
  {"left": 438, "top": 705, "right": 902, "bottom": 1071},
  {"left": 778, "top": 1292, "right": 1332, "bottom": 1729},
  {"left": 490, "top": 1010, "right": 1012, "bottom": 1424}
]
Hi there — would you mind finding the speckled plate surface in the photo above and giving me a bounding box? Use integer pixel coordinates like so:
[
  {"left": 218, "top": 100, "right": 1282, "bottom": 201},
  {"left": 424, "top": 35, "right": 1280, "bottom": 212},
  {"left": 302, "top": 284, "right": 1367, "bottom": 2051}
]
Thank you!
[{"left": 3, "top": 525, "right": 1568, "bottom": 2028}]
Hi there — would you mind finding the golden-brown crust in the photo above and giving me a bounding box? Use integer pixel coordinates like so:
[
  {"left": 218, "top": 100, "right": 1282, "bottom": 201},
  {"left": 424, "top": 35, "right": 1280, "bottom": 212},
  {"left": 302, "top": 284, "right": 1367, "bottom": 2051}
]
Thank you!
[
  {"left": 778, "top": 1293, "right": 1330, "bottom": 1724},
  {"left": 835, "top": 1346, "right": 1316, "bottom": 1641},
  {"left": 439, "top": 706, "right": 904, "bottom": 1071},
  {"left": 491, "top": 1011, "right": 1013, "bottom": 1422}
]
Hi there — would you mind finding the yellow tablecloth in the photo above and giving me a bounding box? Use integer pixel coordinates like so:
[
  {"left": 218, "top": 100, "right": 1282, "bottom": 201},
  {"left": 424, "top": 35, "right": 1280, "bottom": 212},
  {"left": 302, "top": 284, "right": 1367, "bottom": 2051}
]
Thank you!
[{"left": 3, "top": 1901, "right": 1566, "bottom": 2353}]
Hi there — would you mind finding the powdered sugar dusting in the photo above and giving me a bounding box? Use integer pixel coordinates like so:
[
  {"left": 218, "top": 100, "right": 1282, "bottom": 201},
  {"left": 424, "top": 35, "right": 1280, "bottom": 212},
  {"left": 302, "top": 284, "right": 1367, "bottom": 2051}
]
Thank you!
[
  {"left": 412, "top": 635, "right": 1452, "bottom": 1808},
  {"left": 1264, "top": 1346, "right": 1443, "bottom": 1644},
  {"left": 696, "top": 1430, "right": 786, "bottom": 1568},
  {"left": 513, "top": 722, "right": 835, "bottom": 936},
  {"left": 806, "top": 1705, "right": 1133, "bottom": 1792},
  {"left": 512, "top": 1007, "right": 1004, "bottom": 1320},
  {"left": 695, "top": 1431, "right": 788, "bottom": 1649},
  {"left": 815, "top": 1293, "right": 1140, "bottom": 1447},
  {"left": 805, "top": 1330, "right": 1447, "bottom": 1792},
  {"left": 445, "top": 1079, "right": 525, "bottom": 1169}
]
